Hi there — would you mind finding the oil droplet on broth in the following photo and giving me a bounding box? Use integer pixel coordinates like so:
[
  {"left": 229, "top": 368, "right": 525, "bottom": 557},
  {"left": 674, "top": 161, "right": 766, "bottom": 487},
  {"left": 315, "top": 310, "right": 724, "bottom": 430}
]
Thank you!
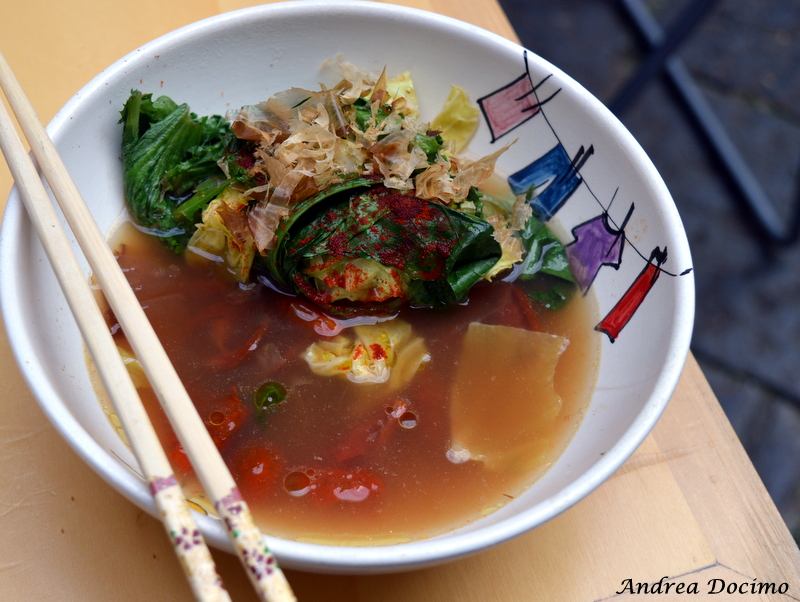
[
  {"left": 284, "top": 471, "right": 312, "bottom": 497},
  {"left": 398, "top": 411, "right": 417, "bottom": 429},
  {"left": 208, "top": 410, "right": 226, "bottom": 426}
]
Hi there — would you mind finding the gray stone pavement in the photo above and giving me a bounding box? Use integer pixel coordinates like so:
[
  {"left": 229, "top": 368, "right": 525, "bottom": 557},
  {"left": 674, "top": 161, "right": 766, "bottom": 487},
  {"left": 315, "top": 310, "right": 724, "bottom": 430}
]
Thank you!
[{"left": 498, "top": 0, "right": 800, "bottom": 534}]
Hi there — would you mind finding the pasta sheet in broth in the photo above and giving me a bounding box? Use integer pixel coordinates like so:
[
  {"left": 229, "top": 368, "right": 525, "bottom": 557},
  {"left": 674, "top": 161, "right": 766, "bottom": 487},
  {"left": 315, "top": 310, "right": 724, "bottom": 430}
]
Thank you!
[{"left": 450, "top": 322, "right": 566, "bottom": 472}]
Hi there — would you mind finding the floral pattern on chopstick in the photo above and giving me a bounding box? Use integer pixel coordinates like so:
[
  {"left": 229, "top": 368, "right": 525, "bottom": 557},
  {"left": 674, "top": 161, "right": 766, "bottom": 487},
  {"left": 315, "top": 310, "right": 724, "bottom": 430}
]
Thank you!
[
  {"left": 215, "top": 487, "right": 294, "bottom": 600},
  {"left": 150, "top": 474, "right": 229, "bottom": 599}
]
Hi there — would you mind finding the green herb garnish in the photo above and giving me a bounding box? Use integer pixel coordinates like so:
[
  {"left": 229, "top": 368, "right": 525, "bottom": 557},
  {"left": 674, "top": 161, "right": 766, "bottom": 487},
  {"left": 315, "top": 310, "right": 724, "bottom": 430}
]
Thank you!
[{"left": 254, "top": 381, "right": 288, "bottom": 413}]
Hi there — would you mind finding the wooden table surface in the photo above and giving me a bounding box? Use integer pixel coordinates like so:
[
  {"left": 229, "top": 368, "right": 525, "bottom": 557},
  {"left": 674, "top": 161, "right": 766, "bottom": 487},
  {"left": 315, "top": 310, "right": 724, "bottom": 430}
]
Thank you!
[{"left": 1, "top": 0, "right": 799, "bottom": 600}]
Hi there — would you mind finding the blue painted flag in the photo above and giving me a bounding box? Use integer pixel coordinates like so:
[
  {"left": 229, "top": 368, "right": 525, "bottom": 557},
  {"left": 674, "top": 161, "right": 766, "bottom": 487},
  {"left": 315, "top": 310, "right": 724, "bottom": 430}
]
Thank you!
[{"left": 508, "top": 144, "right": 593, "bottom": 220}]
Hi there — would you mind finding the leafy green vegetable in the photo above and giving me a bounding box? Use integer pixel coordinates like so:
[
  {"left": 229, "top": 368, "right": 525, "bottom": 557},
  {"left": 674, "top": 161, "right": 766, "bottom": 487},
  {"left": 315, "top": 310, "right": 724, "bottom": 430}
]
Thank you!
[
  {"left": 118, "top": 86, "right": 577, "bottom": 317},
  {"left": 119, "top": 91, "right": 248, "bottom": 252},
  {"left": 261, "top": 176, "right": 379, "bottom": 285},
  {"left": 412, "top": 132, "right": 445, "bottom": 163},
  {"left": 517, "top": 216, "right": 576, "bottom": 310},
  {"left": 528, "top": 279, "right": 575, "bottom": 311},
  {"left": 172, "top": 178, "right": 233, "bottom": 225},
  {"left": 455, "top": 186, "right": 485, "bottom": 218},
  {"left": 353, "top": 97, "right": 392, "bottom": 131},
  {"left": 263, "top": 180, "right": 502, "bottom": 316},
  {"left": 518, "top": 216, "right": 574, "bottom": 281}
]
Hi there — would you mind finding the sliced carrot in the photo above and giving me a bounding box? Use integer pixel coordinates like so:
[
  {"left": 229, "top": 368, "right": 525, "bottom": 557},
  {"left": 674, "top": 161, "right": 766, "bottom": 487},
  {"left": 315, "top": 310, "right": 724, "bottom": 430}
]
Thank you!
[{"left": 231, "top": 446, "right": 283, "bottom": 500}]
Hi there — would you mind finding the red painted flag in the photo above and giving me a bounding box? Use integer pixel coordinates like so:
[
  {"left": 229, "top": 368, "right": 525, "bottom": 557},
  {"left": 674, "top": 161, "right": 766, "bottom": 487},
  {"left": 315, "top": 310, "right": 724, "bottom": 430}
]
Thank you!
[{"left": 596, "top": 247, "right": 668, "bottom": 342}]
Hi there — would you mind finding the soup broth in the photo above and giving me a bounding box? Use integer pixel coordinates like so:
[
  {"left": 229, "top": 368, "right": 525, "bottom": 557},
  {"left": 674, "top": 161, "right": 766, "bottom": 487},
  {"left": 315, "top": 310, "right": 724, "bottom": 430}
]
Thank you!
[{"left": 95, "top": 221, "right": 598, "bottom": 545}]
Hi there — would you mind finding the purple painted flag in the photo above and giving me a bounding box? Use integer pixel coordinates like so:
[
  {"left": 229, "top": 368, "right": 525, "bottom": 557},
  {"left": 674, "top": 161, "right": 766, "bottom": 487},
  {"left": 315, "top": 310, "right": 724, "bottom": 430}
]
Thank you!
[{"left": 565, "top": 205, "right": 633, "bottom": 291}]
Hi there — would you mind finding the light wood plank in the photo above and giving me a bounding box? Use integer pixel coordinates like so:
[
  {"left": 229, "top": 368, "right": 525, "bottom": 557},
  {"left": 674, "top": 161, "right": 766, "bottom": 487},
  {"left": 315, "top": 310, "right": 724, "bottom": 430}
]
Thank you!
[
  {"left": 652, "top": 355, "right": 800, "bottom": 590},
  {"left": 0, "top": 0, "right": 220, "bottom": 209}
]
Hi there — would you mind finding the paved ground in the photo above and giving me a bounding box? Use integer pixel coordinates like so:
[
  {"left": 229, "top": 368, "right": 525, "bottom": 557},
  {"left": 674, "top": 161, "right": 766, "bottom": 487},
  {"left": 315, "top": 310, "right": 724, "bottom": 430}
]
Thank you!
[{"left": 498, "top": 0, "right": 800, "bottom": 535}]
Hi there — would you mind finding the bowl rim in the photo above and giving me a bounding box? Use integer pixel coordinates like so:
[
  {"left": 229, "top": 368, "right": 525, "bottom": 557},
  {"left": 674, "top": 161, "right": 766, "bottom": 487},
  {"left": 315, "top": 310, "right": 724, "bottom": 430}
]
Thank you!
[{"left": 0, "top": 0, "right": 695, "bottom": 573}]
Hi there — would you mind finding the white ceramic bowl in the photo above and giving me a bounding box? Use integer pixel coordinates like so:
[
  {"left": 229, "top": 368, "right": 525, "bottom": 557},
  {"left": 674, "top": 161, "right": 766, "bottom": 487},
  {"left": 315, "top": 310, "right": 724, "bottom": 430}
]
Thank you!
[{"left": 0, "top": 0, "right": 694, "bottom": 574}]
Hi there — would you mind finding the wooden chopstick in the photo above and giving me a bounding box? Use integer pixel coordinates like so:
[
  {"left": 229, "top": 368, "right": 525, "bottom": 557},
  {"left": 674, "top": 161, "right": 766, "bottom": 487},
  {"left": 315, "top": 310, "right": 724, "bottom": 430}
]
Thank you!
[
  {"left": 0, "top": 52, "right": 296, "bottom": 602},
  {"left": 0, "top": 80, "right": 230, "bottom": 602}
]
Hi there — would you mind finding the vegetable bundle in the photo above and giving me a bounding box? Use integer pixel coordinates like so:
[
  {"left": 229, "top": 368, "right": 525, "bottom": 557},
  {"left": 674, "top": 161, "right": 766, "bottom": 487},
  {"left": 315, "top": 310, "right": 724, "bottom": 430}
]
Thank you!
[{"left": 119, "top": 59, "right": 575, "bottom": 316}]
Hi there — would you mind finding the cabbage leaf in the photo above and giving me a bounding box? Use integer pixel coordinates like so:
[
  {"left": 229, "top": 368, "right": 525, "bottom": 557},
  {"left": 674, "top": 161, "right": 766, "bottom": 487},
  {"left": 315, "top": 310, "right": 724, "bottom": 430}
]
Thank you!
[
  {"left": 431, "top": 85, "right": 480, "bottom": 153},
  {"left": 186, "top": 187, "right": 256, "bottom": 281}
]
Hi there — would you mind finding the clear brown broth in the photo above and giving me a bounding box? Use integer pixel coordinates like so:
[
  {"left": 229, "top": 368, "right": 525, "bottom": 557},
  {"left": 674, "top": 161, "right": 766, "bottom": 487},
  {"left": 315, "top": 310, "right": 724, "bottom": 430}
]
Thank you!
[{"left": 99, "top": 220, "right": 599, "bottom": 545}]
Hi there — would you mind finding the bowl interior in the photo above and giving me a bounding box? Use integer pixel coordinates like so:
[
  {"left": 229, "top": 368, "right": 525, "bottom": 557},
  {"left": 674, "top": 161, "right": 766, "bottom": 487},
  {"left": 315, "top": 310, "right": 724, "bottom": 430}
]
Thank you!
[{"left": 0, "top": 0, "right": 694, "bottom": 573}]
